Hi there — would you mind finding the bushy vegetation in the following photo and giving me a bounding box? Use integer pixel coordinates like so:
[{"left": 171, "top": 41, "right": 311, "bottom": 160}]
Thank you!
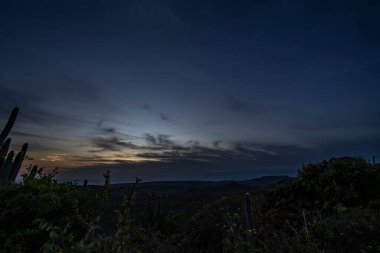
[
  {"left": 0, "top": 157, "right": 379, "bottom": 252},
  {"left": 0, "top": 168, "right": 103, "bottom": 252},
  {"left": 255, "top": 157, "right": 380, "bottom": 253}
]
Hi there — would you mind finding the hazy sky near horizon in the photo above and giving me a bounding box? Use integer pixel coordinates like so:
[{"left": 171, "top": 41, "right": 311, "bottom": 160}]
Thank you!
[{"left": 1, "top": 0, "right": 380, "bottom": 183}]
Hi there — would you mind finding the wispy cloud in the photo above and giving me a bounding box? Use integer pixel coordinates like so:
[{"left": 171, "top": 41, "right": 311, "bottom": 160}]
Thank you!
[
  {"left": 160, "top": 112, "right": 171, "bottom": 121},
  {"left": 90, "top": 136, "right": 142, "bottom": 152},
  {"left": 84, "top": 129, "right": 308, "bottom": 166},
  {"left": 224, "top": 97, "right": 263, "bottom": 114},
  {"left": 100, "top": 127, "right": 116, "bottom": 134},
  {"left": 11, "top": 131, "right": 66, "bottom": 141}
]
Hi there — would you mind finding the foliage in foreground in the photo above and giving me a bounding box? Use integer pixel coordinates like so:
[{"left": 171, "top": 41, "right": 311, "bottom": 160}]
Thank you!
[
  {"left": 0, "top": 168, "right": 103, "bottom": 252},
  {"left": 256, "top": 157, "right": 380, "bottom": 252},
  {"left": 0, "top": 157, "right": 379, "bottom": 253}
]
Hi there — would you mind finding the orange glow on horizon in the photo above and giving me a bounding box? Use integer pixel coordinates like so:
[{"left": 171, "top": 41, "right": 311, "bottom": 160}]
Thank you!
[{"left": 27, "top": 152, "right": 162, "bottom": 169}]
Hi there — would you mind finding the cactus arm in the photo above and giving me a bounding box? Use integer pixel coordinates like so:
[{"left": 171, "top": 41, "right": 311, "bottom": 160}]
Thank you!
[
  {"left": 0, "top": 107, "right": 18, "bottom": 145},
  {"left": 0, "top": 108, "right": 29, "bottom": 182},
  {"left": 0, "top": 156, "right": 4, "bottom": 174},
  {"left": 1, "top": 151, "right": 14, "bottom": 180},
  {"left": 21, "top": 143, "right": 28, "bottom": 154},
  {"left": 9, "top": 151, "right": 24, "bottom": 181},
  {"left": 9, "top": 143, "right": 28, "bottom": 181},
  {"left": 0, "top": 138, "right": 11, "bottom": 157},
  {"left": 30, "top": 165, "right": 38, "bottom": 178},
  {"left": 0, "top": 138, "right": 11, "bottom": 175}
]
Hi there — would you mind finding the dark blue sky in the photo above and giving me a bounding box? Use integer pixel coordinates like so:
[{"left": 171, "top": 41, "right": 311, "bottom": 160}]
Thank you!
[{"left": 1, "top": 0, "right": 379, "bottom": 183}]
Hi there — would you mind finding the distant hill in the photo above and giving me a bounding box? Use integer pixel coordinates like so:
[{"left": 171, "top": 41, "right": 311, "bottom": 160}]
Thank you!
[
  {"left": 111, "top": 175, "right": 292, "bottom": 193},
  {"left": 240, "top": 175, "right": 292, "bottom": 187},
  {"left": 107, "top": 176, "right": 293, "bottom": 210}
]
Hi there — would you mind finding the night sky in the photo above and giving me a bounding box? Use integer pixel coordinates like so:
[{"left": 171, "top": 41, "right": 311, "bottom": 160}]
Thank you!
[{"left": 1, "top": 0, "right": 379, "bottom": 183}]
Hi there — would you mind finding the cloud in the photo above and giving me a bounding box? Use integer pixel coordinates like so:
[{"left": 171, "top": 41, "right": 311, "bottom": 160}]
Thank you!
[
  {"left": 213, "top": 140, "right": 222, "bottom": 148},
  {"left": 134, "top": 141, "right": 303, "bottom": 163},
  {"left": 90, "top": 133, "right": 189, "bottom": 153},
  {"left": 0, "top": 78, "right": 110, "bottom": 137},
  {"left": 224, "top": 97, "right": 262, "bottom": 114},
  {"left": 145, "top": 133, "right": 157, "bottom": 145},
  {"left": 87, "top": 130, "right": 309, "bottom": 166},
  {"left": 160, "top": 112, "right": 171, "bottom": 121},
  {"left": 96, "top": 119, "right": 106, "bottom": 127},
  {"left": 90, "top": 136, "right": 142, "bottom": 152},
  {"left": 143, "top": 104, "right": 152, "bottom": 110},
  {"left": 101, "top": 127, "right": 116, "bottom": 134},
  {"left": 11, "top": 131, "right": 66, "bottom": 141},
  {"left": 157, "top": 134, "right": 175, "bottom": 146},
  {"left": 143, "top": 134, "right": 186, "bottom": 149}
]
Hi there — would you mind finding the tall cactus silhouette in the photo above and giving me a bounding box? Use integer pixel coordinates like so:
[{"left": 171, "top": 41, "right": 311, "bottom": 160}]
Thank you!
[
  {"left": 0, "top": 107, "right": 18, "bottom": 145},
  {"left": 244, "top": 192, "right": 256, "bottom": 249},
  {"left": 0, "top": 107, "right": 28, "bottom": 182},
  {"left": 245, "top": 192, "right": 253, "bottom": 229}
]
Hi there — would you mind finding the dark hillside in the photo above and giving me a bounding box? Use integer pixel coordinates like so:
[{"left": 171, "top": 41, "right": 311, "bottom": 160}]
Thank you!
[{"left": 1, "top": 157, "right": 379, "bottom": 252}]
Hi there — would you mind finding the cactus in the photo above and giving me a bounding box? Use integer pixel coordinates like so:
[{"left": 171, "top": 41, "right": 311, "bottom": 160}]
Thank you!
[
  {"left": 1, "top": 151, "right": 15, "bottom": 180},
  {"left": 0, "top": 107, "right": 28, "bottom": 182},
  {"left": 244, "top": 192, "right": 256, "bottom": 249},
  {"left": 245, "top": 192, "right": 253, "bottom": 229},
  {"left": 27, "top": 165, "right": 39, "bottom": 180},
  {"left": 0, "top": 138, "right": 11, "bottom": 157},
  {"left": 0, "top": 107, "right": 18, "bottom": 145},
  {"left": 101, "top": 169, "right": 111, "bottom": 200},
  {"left": 0, "top": 138, "right": 11, "bottom": 169}
]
